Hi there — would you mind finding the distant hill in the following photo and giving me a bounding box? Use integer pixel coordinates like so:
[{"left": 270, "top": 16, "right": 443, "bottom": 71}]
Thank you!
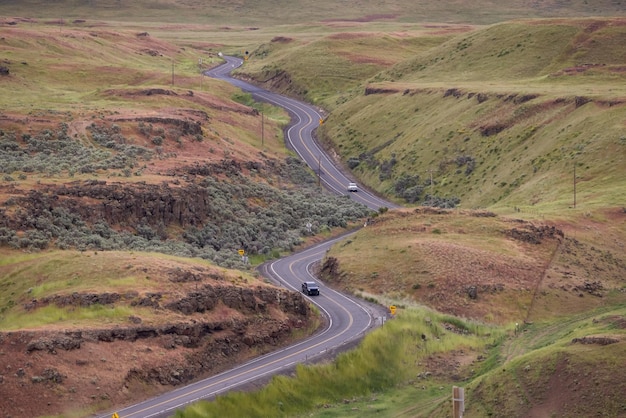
[{"left": 1, "top": 0, "right": 625, "bottom": 25}]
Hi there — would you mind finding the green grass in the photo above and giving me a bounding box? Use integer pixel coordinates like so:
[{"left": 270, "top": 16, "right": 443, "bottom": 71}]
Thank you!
[
  {"left": 467, "top": 304, "right": 626, "bottom": 417},
  {"left": 256, "top": 19, "right": 623, "bottom": 214},
  {"left": 173, "top": 303, "right": 626, "bottom": 417},
  {"left": 0, "top": 249, "right": 260, "bottom": 330},
  {"left": 0, "top": 303, "right": 138, "bottom": 330},
  {"left": 238, "top": 31, "right": 453, "bottom": 108},
  {"left": 175, "top": 308, "right": 500, "bottom": 418}
]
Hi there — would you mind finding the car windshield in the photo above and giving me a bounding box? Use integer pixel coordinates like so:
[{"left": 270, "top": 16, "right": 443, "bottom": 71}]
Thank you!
[{"left": 306, "top": 282, "right": 318, "bottom": 288}]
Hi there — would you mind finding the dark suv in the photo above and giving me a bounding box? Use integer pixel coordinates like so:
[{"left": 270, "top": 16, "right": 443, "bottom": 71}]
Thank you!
[{"left": 301, "top": 281, "right": 320, "bottom": 296}]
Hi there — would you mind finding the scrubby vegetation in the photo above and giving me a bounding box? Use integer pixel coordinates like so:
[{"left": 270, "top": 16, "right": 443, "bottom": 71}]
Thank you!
[
  {"left": 0, "top": 124, "right": 152, "bottom": 177},
  {"left": 1, "top": 125, "right": 370, "bottom": 268}
]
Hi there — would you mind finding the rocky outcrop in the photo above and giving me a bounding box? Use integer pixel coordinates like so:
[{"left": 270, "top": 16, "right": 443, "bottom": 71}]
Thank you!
[
  {"left": 16, "top": 284, "right": 310, "bottom": 355},
  {"left": 571, "top": 336, "right": 618, "bottom": 345},
  {"left": 10, "top": 182, "right": 214, "bottom": 229},
  {"left": 124, "top": 315, "right": 301, "bottom": 386},
  {"left": 4, "top": 158, "right": 275, "bottom": 231},
  {"left": 24, "top": 285, "right": 308, "bottom": 318},
  {"left": 506, "top": 224, "right": 564, "bottom": 244}
]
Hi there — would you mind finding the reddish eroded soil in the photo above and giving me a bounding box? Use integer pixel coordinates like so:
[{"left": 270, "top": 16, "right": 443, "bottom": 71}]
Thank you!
[{"left": 0, "top": 274, "right": 315, "bottom": 418}]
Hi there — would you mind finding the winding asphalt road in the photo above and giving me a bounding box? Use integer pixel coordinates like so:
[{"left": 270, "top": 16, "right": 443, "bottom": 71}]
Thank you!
[{"left": 98, "top": 56, "right": 397, "bottom": 418}]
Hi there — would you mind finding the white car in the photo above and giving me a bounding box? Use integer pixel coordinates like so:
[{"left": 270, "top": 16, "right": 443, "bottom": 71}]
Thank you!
[{"left": 348, "top": 183, "right": 358, "bottom": 192}]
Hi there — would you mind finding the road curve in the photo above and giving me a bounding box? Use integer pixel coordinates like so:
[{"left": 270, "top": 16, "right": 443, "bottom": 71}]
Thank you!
[
  {"left": 98, "top": 57, "right": 394, "bottom": 418},
  {"left": 206, "top": 56, "right": 400, "bottom": 211}
]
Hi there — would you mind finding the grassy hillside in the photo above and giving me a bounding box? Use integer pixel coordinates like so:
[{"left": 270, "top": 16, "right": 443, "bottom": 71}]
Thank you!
[
  {"left": 315, "top": 18, "right": 626, "bottom": 213},
  {"left": 237, "top": 27, "right": 462, "bottom": 107},
  {"left": 0, "top": 249, "right": 261, "bottom": 330},
  {"left": 1, "top": 0, "right": 624, "bottom": 25},
  {"left": 1, "top": 3, "right": 626, "bottom": 418},
  {"left": 172, "top": 15, "right": 626, "bottom": 418},
  {"left": 175, "top": 296, "right": 626, "bottom": 418}
]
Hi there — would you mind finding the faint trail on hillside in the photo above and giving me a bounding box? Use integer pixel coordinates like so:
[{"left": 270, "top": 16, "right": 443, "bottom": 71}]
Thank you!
[
  {"left": 524, "top": 236, "right": 563, "bottom": 325},
  {"left": 502, "top": 304, "right": 615, "bottom": 364},
  {"left": 502, "top": 236, "right": 563, "bottom": 363}
]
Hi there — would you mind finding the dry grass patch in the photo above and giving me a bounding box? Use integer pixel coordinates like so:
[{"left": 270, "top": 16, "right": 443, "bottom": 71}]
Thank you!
[
  {"left": 320, "top": 208, "right": 626, "bottom": 324},
  {"left": 0, "top": 249, "right": 267, "bottom": 330}
]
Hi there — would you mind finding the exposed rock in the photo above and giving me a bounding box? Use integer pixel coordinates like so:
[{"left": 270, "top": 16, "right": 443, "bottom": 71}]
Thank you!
[
  {"left": 41, "top": 292, "right": 121, "bottom": 307},
  {"left": 319, "top": 257, "right": 340, "bottom": 281},
  {"left": 506, "top": 224, "right": 564, "bottom": 244},
  {"left": 479, "top": 123, "right": 507, "bottom": 137},
  {"left": 130, "top": 293, "right": 162, "bottom": 308},
  {"left": 124, "top": 316, "right": 297, "bottom": 387},
  {"left": 571, "top": 336, "right": 618, "bottom": 345},
  {"left": 26, "top": 333, "right": 82, "bottom": 353},
  {"left": 573, "top": 281, "right": 604, "bottom": 297}
]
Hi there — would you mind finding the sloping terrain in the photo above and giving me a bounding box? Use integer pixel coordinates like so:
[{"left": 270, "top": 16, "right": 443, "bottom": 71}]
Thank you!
[
  {"left": 313, "top": 19, "right": 626, "bottom": 211},
  {"left": 319, "top": 208, "right": 626, "bottom": 325},
  {"left": 0, "top": 250, "right": 316, "bottom": 418},
  {"left": 1, "top": 5, "right": 626, "bottom": 418},
  {"left": 0, "top": 21, "right": 368, "bottom": 418}
]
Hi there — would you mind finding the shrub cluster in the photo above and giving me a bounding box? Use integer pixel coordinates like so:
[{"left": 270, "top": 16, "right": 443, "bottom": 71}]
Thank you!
[
  {"left": 0, "top": 124, "right": 152, "bottom": 176},
  {"left": 455, "top": 154, "right": 476, "bottom": 175},
  {"left": 393, "top": 174, "right": 423, "bottom": 203},
  {"left": 423, "top": 194, "right": 461, "bottom": 208},
  {"left": 1, "top": 157, "right": 371, "bottom": 269},
  {"left": 393, "top": 174, "right": 460, "bottom": 207},
  {"left": 180, "top": 172, "right": 370, "bottom": 258}
]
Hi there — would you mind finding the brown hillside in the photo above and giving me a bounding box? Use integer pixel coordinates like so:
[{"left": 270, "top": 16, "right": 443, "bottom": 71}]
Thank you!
[
  {"left": 0, "top": 251, "right": 316, "bottom": 418},
  {"left": 319, "top": 208, "right": 626, "bottom": 324}
]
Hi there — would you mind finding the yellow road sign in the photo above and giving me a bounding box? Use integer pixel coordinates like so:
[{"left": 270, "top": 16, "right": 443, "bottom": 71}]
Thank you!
[
  {"left": 389, "top": 305, "right": 396, "bottom": 315},
  {"left": 238, "top": 249, "right": 245, "bottom": 256},
  {"left": 112, "top": 413, "right": 120, "bottom": 418}
]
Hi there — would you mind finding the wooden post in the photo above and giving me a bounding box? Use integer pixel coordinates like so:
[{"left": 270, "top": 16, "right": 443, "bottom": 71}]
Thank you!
[{"left": 453, "top": 386, "right": 464, "bottom": 418}]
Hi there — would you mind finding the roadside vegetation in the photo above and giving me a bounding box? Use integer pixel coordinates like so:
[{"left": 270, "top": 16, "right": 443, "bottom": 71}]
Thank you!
[
  {"left": 175, "top": 308, "right": 502, "bottom": 418},
  {"left": 0, "top": 1, "right": 625, "bottom": 417}
]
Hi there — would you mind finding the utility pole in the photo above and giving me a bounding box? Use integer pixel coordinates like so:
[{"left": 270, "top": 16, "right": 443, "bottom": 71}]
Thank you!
[
  {"left": 318, "top": 155, "right": 322, "bottom": 188},
  {"left": 261, "top": 111, "right": 264, "bottom": 147},
  {"left": 199, "top": 57, "right": 203, "bottom": 90},
  {"left": 573, "top": 163, "right": 577, "bottom": 208},
  {"left": 171, "top": 59, "right": 174, "bottom": 85}
]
